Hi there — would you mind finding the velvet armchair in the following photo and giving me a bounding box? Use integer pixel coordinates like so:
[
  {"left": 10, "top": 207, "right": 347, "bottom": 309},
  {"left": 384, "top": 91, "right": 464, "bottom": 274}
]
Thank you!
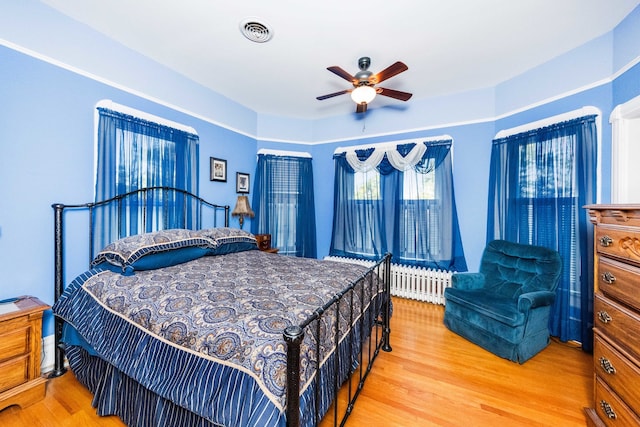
[{"left": 443, "top": 240, "right": 562, "bottom": 363}]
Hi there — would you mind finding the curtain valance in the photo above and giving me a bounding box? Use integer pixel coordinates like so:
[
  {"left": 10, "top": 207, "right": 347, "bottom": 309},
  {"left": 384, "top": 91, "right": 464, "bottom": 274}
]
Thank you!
[{"left": 334, "top": 139, "right": 452, "bottom": 175}]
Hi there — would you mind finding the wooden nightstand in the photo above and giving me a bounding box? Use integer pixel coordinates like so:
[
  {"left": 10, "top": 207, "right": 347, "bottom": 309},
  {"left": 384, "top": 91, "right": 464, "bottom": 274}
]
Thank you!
[
  {"left": 0, "top": 296, "right": 49, "bottom": 411},
  {"left": 255, "top": 234, "right": 278, "bottom": 253},
  {"left": 255, "top": 234, "right": 272, "bottom": 251}
]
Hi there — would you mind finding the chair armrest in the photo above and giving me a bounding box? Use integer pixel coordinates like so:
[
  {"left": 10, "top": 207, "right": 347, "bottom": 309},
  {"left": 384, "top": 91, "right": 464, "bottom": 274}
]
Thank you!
[
  {"left": 518, "top": 291, "right": 556, "bottom": 312},
  {"left": 451, "top": 272, "right": 486, "bottom": 290}
]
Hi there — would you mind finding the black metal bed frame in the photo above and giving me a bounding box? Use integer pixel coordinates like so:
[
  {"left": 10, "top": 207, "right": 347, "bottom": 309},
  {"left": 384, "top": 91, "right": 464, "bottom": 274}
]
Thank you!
[{"left": 51, "top": 187, "right": 392, "bottom": 427}]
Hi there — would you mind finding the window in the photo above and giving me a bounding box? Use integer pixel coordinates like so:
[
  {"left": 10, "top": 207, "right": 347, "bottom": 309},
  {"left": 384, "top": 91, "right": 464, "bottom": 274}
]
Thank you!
[
  {"left": 400, "top": 168, "right": 440, "bottom": 259},
  {"left": 251, "top": 152, "right": 316, "bottom": 258},
  {"left": 94, "top": 101, "right": 198, "bottom": 249},
  {"left": 330, "top": 140, "right": 466, "bottom": 271},
  {"left": 487, "top": 114, "right": 598, "bottom": 348},
  {"left": 354, "top": 170, "right": 380, "bottom": 200}
]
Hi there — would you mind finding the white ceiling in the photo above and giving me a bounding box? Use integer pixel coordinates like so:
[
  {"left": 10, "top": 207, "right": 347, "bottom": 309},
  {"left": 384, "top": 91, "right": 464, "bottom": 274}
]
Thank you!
[{"left": 42, "top": 0, "right": 640, "bottom": 119}]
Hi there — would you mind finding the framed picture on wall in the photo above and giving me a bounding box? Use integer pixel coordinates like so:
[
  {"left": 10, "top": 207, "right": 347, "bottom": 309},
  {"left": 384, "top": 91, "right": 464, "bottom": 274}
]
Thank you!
[
  {"left": 236, "top": 172, "right": 250, "bottom": 193},
  {"left": 210, "top": 157, "right": 227, "bottom": 182}
]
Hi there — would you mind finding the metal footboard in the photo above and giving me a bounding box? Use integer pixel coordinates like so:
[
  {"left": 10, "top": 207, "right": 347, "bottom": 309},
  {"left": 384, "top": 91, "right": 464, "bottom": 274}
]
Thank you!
[{"left": 284, "top": 253, "right": 392, "bottom": 427}]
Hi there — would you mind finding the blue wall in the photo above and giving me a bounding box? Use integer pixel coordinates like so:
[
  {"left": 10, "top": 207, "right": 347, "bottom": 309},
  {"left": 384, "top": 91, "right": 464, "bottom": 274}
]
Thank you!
[
  {"left": 0, "top": 43, "right": 258, "bottom": 336},
  {"left": 1, "top": 2, "right": 640, "bottom": 340}
]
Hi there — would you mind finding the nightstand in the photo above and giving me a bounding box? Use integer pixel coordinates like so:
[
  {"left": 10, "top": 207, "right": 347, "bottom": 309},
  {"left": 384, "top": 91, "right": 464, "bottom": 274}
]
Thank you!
[
  {"left": 255, "top": 233, "right": 272, "bottom": 251},
  {"left": 0, "top": 296, "right": 49, "bottom": 411},
  {"left": 255, "top": 234, "right": 278, "bottom": 253}
]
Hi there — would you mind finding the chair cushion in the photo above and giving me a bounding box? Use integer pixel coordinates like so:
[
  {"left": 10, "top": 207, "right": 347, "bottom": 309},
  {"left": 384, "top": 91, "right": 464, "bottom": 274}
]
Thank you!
[
  {"left": 480, "top": 240, "right": 562, "bottom": 297},
  {"left": 444, "top": 287, "right": 525, "bottom": 327}
]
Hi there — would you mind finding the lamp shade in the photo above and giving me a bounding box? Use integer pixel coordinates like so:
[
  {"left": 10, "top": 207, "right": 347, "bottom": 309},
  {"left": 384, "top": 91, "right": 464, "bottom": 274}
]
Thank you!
[
  {"left": 351, "top": 85, "right": 376, "bottom": 104},
  {"left": 232, "top": 195, "right": 255, "bottom": 218},
  {"left": 232, "top": 195, "right": 254, "bottom": 229}
]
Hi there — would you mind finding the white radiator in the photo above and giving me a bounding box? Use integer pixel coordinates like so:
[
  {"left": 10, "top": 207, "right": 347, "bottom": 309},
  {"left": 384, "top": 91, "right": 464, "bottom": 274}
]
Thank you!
[{"left": 323, "top": 256, "right": 452, "bottom": 305}]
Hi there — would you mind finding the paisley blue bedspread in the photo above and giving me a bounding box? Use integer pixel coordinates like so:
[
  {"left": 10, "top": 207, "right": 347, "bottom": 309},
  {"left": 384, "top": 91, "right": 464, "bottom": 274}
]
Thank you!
[{"left": 53, "top": 250, "right": 384, "bottom": 427}]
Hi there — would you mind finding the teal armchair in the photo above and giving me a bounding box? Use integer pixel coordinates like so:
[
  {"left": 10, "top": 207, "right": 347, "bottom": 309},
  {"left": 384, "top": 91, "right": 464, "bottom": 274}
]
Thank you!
[{"left": 443, "top": 240, "right": 562, "bottom": 363}]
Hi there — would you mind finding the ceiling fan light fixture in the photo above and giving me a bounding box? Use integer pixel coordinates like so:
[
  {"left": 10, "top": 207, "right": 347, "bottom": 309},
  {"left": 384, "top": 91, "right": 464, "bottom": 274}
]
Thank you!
[{"left": 351, "top": 85, "right": 376, "bottom": 104}]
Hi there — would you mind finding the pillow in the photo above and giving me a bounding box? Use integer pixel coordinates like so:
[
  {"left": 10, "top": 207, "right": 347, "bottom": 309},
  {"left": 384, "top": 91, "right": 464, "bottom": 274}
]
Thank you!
[
  {"left": 193, "top": 227, "right": 258, "bottom": 255},
  {"left": 91, "top": 229, "right": 218, "bottom": 275}
]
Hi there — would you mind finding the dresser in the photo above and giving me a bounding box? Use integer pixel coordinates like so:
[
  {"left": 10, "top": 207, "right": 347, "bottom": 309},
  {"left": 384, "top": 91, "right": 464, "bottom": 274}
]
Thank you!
[
  {"left": 585, "top": 205, "right": 640, "bottom": 426},
  {"left": 0, "top": 296, "right": 49, "bottom": 411}
]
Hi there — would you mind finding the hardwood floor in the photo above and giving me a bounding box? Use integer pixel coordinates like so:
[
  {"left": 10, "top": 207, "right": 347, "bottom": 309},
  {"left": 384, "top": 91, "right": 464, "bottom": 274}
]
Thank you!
[{"left": 0, "top": 297, "right": 592, "bottom": 426}]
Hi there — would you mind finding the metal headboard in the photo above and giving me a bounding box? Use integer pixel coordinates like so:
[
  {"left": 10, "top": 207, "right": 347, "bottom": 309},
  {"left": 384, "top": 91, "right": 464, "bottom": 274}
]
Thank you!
[{"left": 51, "top": 186, "right": 230, "bottom": 377}]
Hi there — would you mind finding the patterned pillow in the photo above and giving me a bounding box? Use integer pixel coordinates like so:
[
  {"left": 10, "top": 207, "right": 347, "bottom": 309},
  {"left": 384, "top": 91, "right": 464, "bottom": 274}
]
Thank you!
[
  {"left": 193, "top": 227, "right": 258, "bottom": 255},
  {"left": 91, "top": 229, "right": 218, "bottom": 275}
]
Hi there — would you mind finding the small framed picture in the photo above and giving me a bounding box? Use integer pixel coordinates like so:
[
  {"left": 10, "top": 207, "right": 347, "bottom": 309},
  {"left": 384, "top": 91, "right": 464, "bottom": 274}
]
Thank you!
[
  {"left": 236, "top": 172, "right": 250, "bottom": 193},
  {"left": 210, "top": 157, "right": 227, "bottom": 182}
]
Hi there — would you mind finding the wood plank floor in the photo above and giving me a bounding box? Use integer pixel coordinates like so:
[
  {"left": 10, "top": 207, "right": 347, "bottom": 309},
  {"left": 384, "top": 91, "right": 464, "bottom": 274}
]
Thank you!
[{"left": 0, "top": 297, "right": 592, "bottom": 426}]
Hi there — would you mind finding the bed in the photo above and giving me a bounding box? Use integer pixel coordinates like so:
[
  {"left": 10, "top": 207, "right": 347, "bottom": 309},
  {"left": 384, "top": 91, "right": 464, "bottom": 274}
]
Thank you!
[{"left": 51, "top": 187, "right": 392, "bottom": 427}]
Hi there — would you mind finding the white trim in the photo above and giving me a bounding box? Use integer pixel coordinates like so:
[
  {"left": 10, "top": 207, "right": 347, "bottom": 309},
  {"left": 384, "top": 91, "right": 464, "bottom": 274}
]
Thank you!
[
  {"left": 41, "top": 334, "right": 57, "bottom": 374},
  {"left": 256, "top": 148, "right": 312, "bottom": 158},
  {"left": 333, "top": 134, "right": 453, "bottom": 154},
  {"left": 2, "top": 38, "right": 639, "bottom": 147},
  {"left": 493, "top": 106, "right": 603, "bottom": 203},
  {"left": 610, "top": 94, "right": 640, "bottom": 203},
  {"left": 610, "top": 94, "right": 640, "bottom": 121},
  {"left": 0, "top": 39, "right": 254, "bottom": 139},
  {"left": 96, "top": 99, "right": 197, "bottom": 135},
  {"left": 493, "top": 106, "right": 601, "bottom": 139}
]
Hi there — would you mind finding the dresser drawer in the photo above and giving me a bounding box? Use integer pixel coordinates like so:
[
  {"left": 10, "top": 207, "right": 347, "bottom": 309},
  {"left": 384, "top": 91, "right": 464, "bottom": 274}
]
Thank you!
[
  {"left": 597, "top": 257, "right": 640, "bottom": 311},
  {"left": 594, "top": 376, "right": 640, "bottom": 426},
  {"left": 0, "top": 355, "right": 29, "bottom": 393},
  {"left": 594, "top": 293, "right": 640, "bottom": 359},
  {"left": 595, "top": 226, "right": 640, "bottom": 265},
  {"left": 594, "top": 332, "right": 640, "bottom": 415},
  {"left": 0, "top": 326, "right": 30, "bottom": 363}
]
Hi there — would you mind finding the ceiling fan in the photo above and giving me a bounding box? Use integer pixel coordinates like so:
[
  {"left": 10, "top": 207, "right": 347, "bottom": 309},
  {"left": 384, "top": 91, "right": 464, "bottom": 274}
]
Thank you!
[{"left": 316, "top": 57, "right": 412, "bottom": 113}]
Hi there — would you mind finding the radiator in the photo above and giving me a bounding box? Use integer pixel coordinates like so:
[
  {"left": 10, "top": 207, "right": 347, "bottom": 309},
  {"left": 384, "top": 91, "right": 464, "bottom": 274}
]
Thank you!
[{"left": 323, "top": 256, "right": 452, "bottom": 305}]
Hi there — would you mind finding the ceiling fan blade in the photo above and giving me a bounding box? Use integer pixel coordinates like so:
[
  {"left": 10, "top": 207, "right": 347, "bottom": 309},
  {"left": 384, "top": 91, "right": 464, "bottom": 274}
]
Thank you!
[
  {"left": 372, "top": 61, "right": 408, "bottom": 84},
  {"left": 356, "top": 102, "right": 367, "bottom": 114},
  {"left": 327, "top": 66, "right": 356, "bottom": 83},
  {"left": 377, "top": 87, "right": 413, "bottom": 101},
  {"left": 316, "top": 90, "right": 350, "bottom": 100}
]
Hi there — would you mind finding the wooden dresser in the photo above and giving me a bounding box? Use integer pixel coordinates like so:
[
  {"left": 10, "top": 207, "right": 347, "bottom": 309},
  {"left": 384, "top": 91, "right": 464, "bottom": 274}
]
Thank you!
[
  {"left": 0, "top": 296, "right": 49, "bottom": 411},
  {"left": 585, "top": 205, "right": 640, "bottom": 426}
]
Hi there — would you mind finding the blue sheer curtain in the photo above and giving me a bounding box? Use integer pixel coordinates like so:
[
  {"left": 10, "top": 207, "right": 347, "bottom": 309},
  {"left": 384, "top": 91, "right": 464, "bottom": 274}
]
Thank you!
[
  {"left": 94, "top": 107, "right": 199, "bottom": 252},
  {"left": 251, "top": 154, "right": 317, "bottom": 258},
  {"left": 487, "top": 115, "right": 597, "bottom": 350},
  {"left": 330, "top": 140, "right": 467, "bottom": 271}
]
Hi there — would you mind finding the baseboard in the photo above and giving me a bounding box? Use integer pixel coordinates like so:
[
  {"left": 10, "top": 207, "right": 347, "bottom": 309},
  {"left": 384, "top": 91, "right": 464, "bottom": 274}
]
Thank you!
[{"left": 41, "top": 334, "right": 56, "bottom": 374}]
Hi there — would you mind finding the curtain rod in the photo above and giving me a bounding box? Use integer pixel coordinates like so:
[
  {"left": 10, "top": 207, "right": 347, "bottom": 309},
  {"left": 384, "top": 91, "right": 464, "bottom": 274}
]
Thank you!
[
  {"left": 257, "top": 148, "right": 312, "bottom": 158},
  {"left": 494, "top": 106, "right": 600, "bottom": 139},
  {"left": 96, "top": 99, "right": 198, "bottom": 135},
  {"left": 333, "top": 134, "right": 452, "bottom": 154}
]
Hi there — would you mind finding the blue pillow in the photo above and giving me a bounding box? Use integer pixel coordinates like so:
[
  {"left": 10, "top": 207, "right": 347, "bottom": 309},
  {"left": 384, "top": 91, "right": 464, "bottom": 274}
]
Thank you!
[
  {"left": 91, "top": 229, "right": 217, "bottom": 275},
  {"left": 193, "top": 227, "right": 258, "bottom": 255}
]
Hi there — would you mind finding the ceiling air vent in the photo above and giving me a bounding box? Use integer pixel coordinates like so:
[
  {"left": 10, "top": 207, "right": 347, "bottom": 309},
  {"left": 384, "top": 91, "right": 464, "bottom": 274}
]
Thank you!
[{"left": 240, "top": 18, "right": 273, "bottom": 43}]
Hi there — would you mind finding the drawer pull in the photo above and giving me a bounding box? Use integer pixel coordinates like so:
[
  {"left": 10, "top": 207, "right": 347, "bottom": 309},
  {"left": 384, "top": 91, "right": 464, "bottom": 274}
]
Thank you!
[
  {"left": 601, "top": 271, "right": 616, "bottom": 284},
  {"left": 597, "top": 311, "right": 612, "bottom": 324},
  {"left": 600, "top": 400, "right": 617, "bottom": 420},
  {"left": 599, "top": 357, "right": 616, "bottom": 374},
  {"left": 599, "top": 235, "right": 614, "bottom": 247}
]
